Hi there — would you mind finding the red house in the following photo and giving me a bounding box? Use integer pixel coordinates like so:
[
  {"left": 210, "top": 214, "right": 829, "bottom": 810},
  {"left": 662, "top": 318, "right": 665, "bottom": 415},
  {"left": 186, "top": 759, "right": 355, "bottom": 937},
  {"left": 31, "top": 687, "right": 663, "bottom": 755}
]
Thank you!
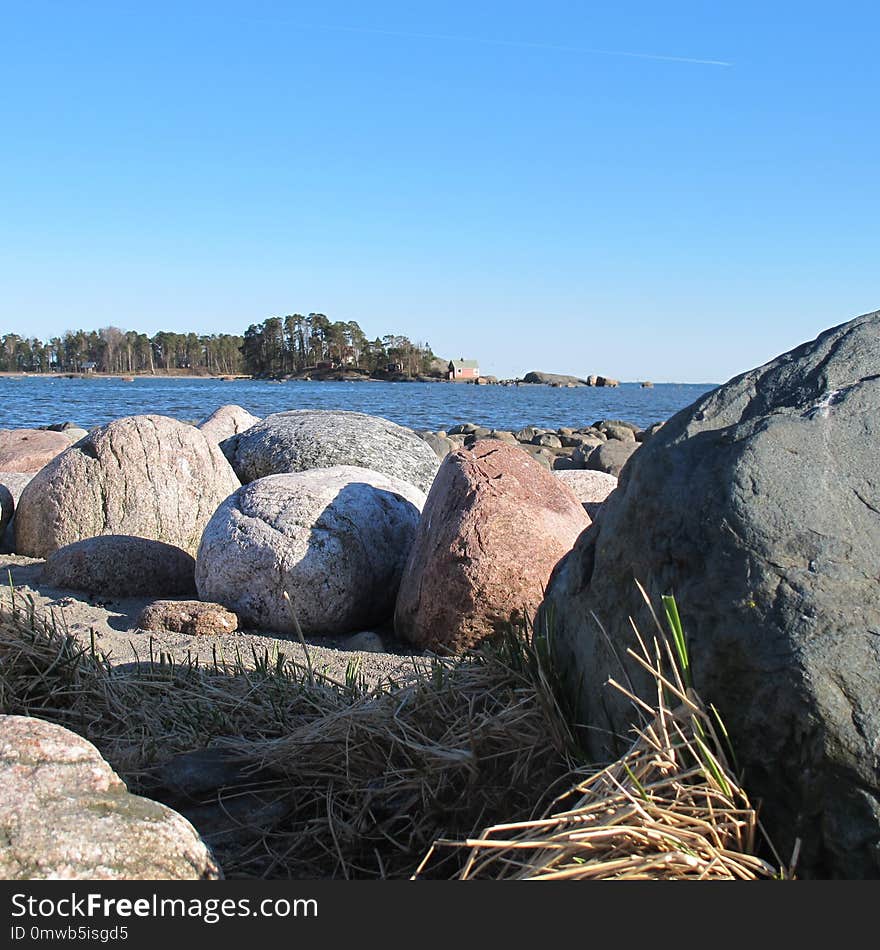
[{"left": 448, "top": 359, "right": 480, "bottom": 381}]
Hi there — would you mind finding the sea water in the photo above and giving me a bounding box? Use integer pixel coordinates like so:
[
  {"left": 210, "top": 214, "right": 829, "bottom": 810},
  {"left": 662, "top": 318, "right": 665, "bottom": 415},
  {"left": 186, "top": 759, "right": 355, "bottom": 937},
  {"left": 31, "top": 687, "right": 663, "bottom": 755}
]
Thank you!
[{"left": 0, "top": 376, "right": 716, "bottom": 432}]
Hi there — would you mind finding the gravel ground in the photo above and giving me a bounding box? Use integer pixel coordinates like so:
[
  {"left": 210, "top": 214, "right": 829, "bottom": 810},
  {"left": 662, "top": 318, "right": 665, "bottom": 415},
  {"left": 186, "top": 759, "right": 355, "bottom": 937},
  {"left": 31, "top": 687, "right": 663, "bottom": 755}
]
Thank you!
[{"left": 0, "top": 554, "right": 430, "bottom": 688}]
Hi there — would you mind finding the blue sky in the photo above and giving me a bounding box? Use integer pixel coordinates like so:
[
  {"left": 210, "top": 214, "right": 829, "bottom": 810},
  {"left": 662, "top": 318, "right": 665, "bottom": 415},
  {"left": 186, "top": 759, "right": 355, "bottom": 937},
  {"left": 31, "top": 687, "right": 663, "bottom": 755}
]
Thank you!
[{"left": 1, "top": 1, "right": 877, "bottom": 382}]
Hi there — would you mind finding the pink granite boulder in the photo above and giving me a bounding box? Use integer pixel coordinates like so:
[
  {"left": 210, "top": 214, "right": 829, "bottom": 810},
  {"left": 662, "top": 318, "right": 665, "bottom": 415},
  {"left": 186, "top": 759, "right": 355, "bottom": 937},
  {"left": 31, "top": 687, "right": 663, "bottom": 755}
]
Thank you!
[
  {"left": 0, "top": 428, "right": 71, "bottom": 473},
  {"left": 394, "top": 439, "right": 591, "bottom": 652}
]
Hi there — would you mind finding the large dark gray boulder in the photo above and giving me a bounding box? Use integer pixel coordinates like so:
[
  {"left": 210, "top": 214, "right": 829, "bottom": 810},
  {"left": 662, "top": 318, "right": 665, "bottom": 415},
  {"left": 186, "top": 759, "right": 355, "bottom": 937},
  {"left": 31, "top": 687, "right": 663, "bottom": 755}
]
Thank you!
[
  {"left": 221, "top": 410, "right": 440, "bottom": 494},
  {"left": 538, "top": 311, "right": 880, "bottom": 879}
]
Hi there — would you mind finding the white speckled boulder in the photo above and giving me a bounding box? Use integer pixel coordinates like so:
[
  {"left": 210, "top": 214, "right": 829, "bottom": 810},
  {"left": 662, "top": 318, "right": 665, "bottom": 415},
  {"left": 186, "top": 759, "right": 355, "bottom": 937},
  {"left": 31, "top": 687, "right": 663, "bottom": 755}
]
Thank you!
[
  {"left": 220, "top": 410, "right": 440, "bottom": 493},
  {"left": 196, "top": 466, "right": 425, "bottom": 635},
  {"left": 14, "top": 415, "right": 241, "bottom": 559},
  {"left": 197, "top": 404, "right": 260, "bottom": 443},
  {"left": 553, "top": 469, "right": 618, "bottom": 517},
  {"left": 0, "top": 715, "right": 221, "bottom": 880}
]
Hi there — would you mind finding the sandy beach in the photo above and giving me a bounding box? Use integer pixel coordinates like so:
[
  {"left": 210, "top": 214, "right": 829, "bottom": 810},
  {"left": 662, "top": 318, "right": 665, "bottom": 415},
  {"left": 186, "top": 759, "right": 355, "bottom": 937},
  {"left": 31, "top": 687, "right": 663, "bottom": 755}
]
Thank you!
[{"left": 0, "top": 553, "right": 425, "bottom": 688}]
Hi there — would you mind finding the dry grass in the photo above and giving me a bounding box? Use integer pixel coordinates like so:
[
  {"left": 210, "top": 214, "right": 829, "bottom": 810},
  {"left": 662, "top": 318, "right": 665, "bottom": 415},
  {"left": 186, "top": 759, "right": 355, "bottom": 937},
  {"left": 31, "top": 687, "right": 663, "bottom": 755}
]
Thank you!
[
  {"left": 0, "top": 589, "right": 574, "bottom": 878},
  {"left": 0, "top": 582, "right": 782, "bottom": 880},
  {"left": 417, "top": 586, "right": 782, "bottom": 880}
]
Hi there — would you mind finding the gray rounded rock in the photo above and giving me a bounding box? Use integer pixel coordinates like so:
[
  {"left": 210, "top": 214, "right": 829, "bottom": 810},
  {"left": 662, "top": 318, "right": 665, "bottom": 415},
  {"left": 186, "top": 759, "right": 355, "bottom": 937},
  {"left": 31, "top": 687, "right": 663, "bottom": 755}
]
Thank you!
[
  {"left": 419, "top": 431, "right": 457, "bottom": 459},
  {"left": 342, "top": 631, "right": 387, "bottom": 653},
  {"left": 539, "top": 310, "right": 880, "bottom": 878},
  {"left": 41, "top": 536, "right": 197, "bottom": 598},
  {"left": 488, "top": 430, "right": 519, "bottom": 445},
  {"left": 533, "top": 433, "right": 563, "bottom": 448},
  {"left": 0, "top": 474, "right": 34, "bottom": 554},
  {"left": 594, "top": 419, "right": 639, "bottom": 433},
  {"left": 196, "top": 466, "right": 426, "bottom": 635},
  {"left": 570, "top": 439, "right": 606, "bottom": 468},
  {"left": 221, "top": 410, "right": 440, "bottom": 494},
  {"left": 637, "top": 421, "right": 665, "bottom": 443},
  {"left": 602, "top": 424, "right": 637, "bottom": 443},
  {"left": 584, "top": 439, "right": 639, "bottom": 476},
  {"left": 14, "top": 415, "right": 241, "bottom": 559},
  {"left": 0, "top": 472, "right": 34, "bottom": 507},
  {"left": 517, "top": 444, "right": 554, "bottom": 470}
]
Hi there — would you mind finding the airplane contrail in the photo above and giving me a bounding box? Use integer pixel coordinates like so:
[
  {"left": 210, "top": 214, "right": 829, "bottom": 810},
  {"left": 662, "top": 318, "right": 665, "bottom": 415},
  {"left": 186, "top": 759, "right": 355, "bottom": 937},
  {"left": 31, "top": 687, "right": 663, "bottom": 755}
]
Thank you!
[{"left": 303, "top": 23, "right": 733, "bottom": 67}]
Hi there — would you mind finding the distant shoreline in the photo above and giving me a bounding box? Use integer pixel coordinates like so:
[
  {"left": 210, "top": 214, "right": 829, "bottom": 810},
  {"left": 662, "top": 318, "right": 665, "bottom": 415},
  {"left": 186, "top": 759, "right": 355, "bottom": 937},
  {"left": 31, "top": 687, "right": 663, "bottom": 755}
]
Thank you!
[
  {"left": 0, "top": 371, "right": 719, "bottom": 387},
  {"left": 0, "top": 371, "right": 250, "bottom": 381}
]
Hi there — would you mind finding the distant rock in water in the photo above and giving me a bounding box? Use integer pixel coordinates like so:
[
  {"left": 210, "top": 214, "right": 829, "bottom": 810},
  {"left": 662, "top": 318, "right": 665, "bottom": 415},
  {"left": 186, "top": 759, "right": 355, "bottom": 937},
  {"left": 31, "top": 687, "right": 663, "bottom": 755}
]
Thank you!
[
  {"left": 538, "top": 309, "right": 880, "bottom": 878},
  {"left": 522, "top": 371, "right": 620, "bottom": 388},
  {"left": 220, "top": 409, "right": 440, "bottom": 494},
  {"left": 523, "top": 371, "right": 589, "bottom": 387}
]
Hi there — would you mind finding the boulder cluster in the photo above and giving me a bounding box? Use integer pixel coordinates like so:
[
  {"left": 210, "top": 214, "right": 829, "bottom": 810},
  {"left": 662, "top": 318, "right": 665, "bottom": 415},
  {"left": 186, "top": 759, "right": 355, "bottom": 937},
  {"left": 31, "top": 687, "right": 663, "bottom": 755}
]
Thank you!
[
  {"left": 0, "top": 407, "right": 605, "bottom": 652},
  {"left": 417, "top": 417, "right": 658, "bottom": 477},
  {"left": 0, "top": 715, "right": 220, "bottom": 879},
  {"left": 1, "top": 309, "right": 878, "bottom": 879}
]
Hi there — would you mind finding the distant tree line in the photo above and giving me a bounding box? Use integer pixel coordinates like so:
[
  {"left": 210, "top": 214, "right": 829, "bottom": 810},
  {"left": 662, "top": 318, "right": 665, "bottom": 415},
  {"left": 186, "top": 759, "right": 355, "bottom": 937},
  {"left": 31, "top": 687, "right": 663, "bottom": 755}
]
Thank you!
[
  {"left": 241, "top": 313, "right": 441, "bottom": 377},
  {"left": 0, "top": 328, "right": 244, "bottom": 375},
  {"left": 0, "top": 314, "right": 443, "bottom": 378}
]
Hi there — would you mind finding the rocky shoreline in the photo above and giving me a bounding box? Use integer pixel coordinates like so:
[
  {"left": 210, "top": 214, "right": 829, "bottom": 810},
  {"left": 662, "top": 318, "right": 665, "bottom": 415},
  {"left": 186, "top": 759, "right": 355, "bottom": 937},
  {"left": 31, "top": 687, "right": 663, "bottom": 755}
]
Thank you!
[
  {"left": 1, "top": 406, "right": 644, "bottom": 661},
  {"left": 0, "top": 368, "right": 625, "bottom": 387},
  {"left": 417, "top": 417, "right": 657, "bottom": 477},
  {"left": 1, "top": 309, "right": 878, "bottom": 880},
  {"left": 0, "top": 406, "right": 643, "bottom": 669}
]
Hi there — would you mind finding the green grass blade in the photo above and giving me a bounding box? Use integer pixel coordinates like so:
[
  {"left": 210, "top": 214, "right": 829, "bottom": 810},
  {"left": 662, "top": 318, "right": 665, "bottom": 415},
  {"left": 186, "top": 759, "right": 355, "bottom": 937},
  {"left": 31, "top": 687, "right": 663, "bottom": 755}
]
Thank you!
[{"left": 662, "top": 594, "right": 691, "bottom": 690}]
